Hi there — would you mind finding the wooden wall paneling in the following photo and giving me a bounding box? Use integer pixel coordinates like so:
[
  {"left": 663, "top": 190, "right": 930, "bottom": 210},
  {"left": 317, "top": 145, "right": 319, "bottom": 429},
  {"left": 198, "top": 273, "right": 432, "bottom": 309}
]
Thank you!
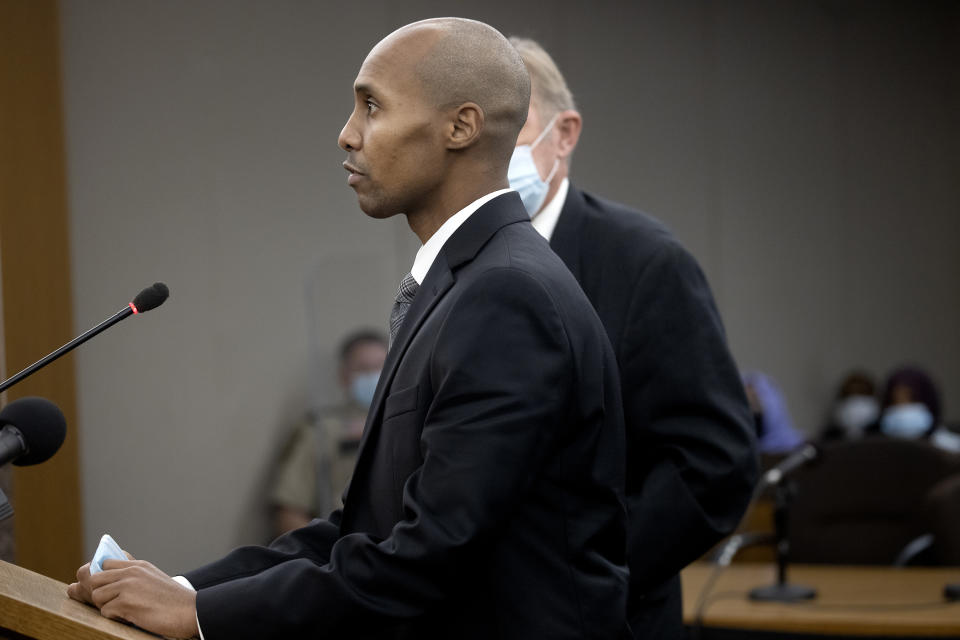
[{"left": 0, "top": 0, "right": 84, "bottom": 582}]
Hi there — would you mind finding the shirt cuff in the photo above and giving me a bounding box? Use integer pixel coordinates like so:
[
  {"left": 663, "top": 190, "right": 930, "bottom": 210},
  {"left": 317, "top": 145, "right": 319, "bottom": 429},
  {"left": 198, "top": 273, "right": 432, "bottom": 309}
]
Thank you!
[{"left": 172, "top": 576, "right": 204, "bottom": 640}]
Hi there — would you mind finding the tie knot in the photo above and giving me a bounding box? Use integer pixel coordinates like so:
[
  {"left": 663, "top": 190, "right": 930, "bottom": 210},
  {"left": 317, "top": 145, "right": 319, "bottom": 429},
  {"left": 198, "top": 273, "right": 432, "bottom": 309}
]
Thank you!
[{"left": 395, "top": 273, "right": 419, "bottom": 305}]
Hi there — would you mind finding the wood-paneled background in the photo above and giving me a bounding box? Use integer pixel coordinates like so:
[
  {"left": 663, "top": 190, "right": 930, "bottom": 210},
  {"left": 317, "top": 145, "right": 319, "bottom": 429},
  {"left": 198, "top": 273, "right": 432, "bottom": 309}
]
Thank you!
[{"left": 0, "top": 0, "right": 83, "bottom": 582}]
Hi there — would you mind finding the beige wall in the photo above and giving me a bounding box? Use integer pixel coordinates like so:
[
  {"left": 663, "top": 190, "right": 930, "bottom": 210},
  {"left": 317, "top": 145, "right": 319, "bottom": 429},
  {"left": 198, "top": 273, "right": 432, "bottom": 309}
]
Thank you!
[{"left": 59, "top": 1, "right": 960, "bottom": 572}]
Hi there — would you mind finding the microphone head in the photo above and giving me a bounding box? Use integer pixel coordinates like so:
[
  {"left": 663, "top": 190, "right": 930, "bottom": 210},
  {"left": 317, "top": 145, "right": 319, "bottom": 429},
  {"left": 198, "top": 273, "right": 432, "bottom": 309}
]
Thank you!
[
  {"left": 131, "top": 282, "right": 169, "bottom": 313},
  {"left": 0, "top": 397, "right": 67, "bottom": 466},
  {"left": 761, "top": 443, "right": 820, "bottom": 487}
]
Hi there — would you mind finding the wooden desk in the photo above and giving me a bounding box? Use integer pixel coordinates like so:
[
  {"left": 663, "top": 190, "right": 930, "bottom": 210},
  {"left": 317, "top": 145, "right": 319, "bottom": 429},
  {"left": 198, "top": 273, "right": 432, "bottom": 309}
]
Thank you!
[
  {"left": 682, "top": 563, "right": 960, "bottom": 637},
  {"left": 0, "top": 560, "right": 156, "bottom": 640}
]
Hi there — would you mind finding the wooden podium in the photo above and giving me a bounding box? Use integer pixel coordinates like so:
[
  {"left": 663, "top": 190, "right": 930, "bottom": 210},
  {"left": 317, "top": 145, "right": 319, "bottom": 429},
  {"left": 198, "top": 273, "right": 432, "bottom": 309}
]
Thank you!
[{"left": 0, "top": 559, "right": 157, "bottom": 640}]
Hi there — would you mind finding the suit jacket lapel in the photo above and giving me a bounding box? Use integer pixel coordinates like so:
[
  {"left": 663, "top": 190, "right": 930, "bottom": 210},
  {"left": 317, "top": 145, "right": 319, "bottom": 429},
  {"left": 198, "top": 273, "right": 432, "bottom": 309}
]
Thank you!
[
  {"left": 549, "top": 183, "right": 586, "bottom": 282},
  {"left": 367, "top": 192, "right": 525, "bottom": 425},
  {"left": 343, "top": 192, "right": 528, "bottom": 513}
]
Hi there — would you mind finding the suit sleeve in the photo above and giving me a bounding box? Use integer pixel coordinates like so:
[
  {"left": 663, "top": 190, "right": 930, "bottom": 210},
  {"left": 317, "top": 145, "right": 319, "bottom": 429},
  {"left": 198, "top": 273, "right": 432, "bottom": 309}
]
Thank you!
[
  {"left": 190, "top": 270, "right": 574, "bottom": 639},
  {"left": 183, "top": 509, "right": 343, "bottom": 590},
  {"left": 620, "top": 241, "right": 758, "bottom": 592}
]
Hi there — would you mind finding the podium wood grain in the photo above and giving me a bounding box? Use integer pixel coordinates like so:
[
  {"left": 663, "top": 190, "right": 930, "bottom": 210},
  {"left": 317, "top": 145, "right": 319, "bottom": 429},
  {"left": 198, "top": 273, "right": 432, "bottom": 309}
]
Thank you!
[
  {"left": 683, "top": 562, "right": 960, "bottom": 637},
  {"left": 0, "top": 560, "right": 157, "bottom": 640}
]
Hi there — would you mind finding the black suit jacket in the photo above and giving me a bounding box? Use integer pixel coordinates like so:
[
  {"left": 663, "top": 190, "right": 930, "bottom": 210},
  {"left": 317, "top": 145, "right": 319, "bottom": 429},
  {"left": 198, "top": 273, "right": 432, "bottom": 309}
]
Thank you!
[
  {"left": 550, "top": 186, "right": 758, "bottom": 639},
  {"left": 185, "top": 192, "right": 629, "bottom": 639}
]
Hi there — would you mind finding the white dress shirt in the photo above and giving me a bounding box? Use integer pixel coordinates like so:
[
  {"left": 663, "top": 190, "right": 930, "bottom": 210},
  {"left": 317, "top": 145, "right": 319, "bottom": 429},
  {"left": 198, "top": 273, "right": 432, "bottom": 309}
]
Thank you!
[
  {"left": 410, "top": 188, "right": 513, "bottom": 284},
  {"left": 170, "top": 575, "right": 203, "bottom": 639}
]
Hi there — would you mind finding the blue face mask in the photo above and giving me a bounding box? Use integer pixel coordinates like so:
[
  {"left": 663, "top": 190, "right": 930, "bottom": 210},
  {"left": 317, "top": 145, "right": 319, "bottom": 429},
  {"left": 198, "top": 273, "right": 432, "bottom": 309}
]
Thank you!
[
  {"left": 833, "top": 395, "right": 880, "bottom": 434},
  {"left": 349, "top": 371, "right": 380, "bottom": 409},
  {"left": 508, "top": 115, "right": 560, "bottom": 217},
  {"left": 880, "top": 403, "right": 934, "bottom": 439}
]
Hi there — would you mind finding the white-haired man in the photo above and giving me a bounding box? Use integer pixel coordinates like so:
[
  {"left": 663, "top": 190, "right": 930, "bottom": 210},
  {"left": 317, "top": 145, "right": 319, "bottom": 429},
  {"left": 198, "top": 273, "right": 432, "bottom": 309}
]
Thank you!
[{"left": 508, "top": 37, "right": 758, "bottom": 639}]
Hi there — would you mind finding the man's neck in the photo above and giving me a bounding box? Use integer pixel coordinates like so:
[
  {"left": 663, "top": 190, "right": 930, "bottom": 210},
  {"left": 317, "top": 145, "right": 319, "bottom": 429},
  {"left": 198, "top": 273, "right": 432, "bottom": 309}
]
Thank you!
[{"left": 407, "top": 180, "right": 508, "bottom": 244}]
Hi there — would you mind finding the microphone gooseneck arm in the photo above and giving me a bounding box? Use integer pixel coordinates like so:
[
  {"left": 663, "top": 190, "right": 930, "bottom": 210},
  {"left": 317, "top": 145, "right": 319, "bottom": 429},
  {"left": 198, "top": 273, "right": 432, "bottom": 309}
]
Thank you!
[
  {"left": 0, "top": 306, "right": 132, "bottom": 395},
  {"left": 0, "top": 282, "right": 168, "bottom": 395}
]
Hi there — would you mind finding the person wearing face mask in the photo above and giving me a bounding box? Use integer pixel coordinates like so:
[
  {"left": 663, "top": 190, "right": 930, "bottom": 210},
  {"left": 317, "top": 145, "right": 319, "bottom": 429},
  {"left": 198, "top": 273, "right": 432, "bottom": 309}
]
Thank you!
[
  {"left": 508, "top": 37, "right": 758, "bottom": 640},
  {"left": 270, "top": 329, "right": 388, "bottom": 535},
  {"left": 820, "top": 371, "right": 881, "bottom": 442},
  {"left": 878, "top": 366, "right": 960, "bottom": 453}
]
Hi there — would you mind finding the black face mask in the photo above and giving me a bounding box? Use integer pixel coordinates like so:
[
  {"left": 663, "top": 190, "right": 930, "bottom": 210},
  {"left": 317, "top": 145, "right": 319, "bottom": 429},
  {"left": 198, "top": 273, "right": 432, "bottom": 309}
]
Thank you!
[{"left": 752, "top": 411, "right": 764, "bottom": 438}]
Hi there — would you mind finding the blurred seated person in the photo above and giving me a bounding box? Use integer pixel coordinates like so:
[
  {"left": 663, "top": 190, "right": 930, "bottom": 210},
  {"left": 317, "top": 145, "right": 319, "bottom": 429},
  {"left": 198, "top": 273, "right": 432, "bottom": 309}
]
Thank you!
[
  {"left": 742, "top": 371, "right": 806, "bottom": 455},
  {"left": 270, "top": 329, "right": 388, "bottom": 535},
  {"left": 878, "top": 365, "right": 960, "bottom": 453},
  {"left": 820, "top": 370, "right": 879, "bottom": 442}
]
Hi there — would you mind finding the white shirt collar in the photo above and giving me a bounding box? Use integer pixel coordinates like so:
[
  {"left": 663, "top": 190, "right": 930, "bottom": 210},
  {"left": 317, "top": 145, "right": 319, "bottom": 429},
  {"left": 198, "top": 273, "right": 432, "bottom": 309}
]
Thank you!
[
  {"left": 531, "top": 178, "right": 569, "bottom": 242},
  {"left": 410, "top": 189, "right": 513, "bottom": 284}
]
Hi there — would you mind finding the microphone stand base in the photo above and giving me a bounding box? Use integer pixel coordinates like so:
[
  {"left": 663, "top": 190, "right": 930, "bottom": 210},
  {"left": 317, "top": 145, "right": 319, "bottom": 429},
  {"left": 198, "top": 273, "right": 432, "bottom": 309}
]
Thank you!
[{"left": 749, "top": 583, "right": 817, "bottom": 602}]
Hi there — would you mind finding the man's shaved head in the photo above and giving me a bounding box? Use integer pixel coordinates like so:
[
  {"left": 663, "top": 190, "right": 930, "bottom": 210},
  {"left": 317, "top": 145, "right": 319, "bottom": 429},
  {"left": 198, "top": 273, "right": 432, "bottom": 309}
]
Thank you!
[
  {"left": 379, "top": 18, "right": 531, "bottom": 157},
  {"left": 341, "top": 18, "right": 531, "bottom": 239}
]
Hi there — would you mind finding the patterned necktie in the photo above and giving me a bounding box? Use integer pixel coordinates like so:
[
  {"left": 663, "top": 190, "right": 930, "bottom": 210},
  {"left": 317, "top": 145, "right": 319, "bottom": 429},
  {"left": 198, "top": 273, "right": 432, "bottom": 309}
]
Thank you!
[{"left": 388, "top": 272, "right": 420, "bottom": 350}]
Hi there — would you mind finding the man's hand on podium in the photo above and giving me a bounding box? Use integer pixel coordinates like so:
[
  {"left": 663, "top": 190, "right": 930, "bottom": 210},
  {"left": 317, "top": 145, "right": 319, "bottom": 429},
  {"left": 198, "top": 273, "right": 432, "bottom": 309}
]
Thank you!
[{"left": 68, "top": 555, "right": 200, "bottom": 639}]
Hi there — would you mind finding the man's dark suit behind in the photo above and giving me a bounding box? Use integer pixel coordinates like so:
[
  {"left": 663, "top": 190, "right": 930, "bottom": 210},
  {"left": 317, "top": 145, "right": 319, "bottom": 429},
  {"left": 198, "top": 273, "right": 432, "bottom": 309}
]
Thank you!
[
  {"left": 184, "top": 193, "right": 629, "bottom": 639},
  {"left": 550, "top": 185, "right": 758, "bottom": 638}
]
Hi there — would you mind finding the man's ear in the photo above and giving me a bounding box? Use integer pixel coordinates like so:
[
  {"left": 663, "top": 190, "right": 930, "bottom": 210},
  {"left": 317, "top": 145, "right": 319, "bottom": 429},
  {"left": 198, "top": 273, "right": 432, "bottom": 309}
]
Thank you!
[
  {"left": 555, "top": 109, "right": 582, "bottom": 160},
  {"left": 446, "top": 102, "right": 484, "bottom": 150}
]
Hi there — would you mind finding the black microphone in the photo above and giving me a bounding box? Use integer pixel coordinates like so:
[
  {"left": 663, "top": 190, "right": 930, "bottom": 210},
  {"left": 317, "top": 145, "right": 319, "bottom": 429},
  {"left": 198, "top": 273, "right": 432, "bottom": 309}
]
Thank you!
[
  {"left": 760, "top": 443, "right": 819, "bottom": 488},
  {"left": 0, "top": 283, "right": 169, "bottom": 394},
  {"left": 0, "top": 397, "right": 66, "bottom": 468},
  {"left": 713, "top": 531, "right": 775, "bottom": 567},
  {"left": 0, "top": 397, "right": 66, "bottom": 521}
]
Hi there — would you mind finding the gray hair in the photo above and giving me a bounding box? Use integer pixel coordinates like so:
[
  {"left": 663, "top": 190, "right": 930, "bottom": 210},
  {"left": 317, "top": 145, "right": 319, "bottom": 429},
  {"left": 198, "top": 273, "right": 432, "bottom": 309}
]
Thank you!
[{"left": 508, "top": 37, "right": 576, "bottom": 119}]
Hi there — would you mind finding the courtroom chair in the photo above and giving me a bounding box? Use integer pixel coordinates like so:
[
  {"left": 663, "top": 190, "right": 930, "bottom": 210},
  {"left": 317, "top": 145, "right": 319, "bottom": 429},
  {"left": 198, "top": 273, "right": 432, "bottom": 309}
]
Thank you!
[
  {"left": 789, "top": 437, "right": 960, "bottom": 565},
  {"left": 924, "top": 473, "right": 960, "bottom": 565}
]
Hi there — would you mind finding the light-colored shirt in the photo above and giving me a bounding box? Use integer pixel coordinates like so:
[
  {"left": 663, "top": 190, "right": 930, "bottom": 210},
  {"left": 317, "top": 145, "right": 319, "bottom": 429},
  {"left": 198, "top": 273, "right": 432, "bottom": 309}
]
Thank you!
[
  {"left": 530, "top": 177, "right": 569, "bottom": 242},
  {"left": 410, "top": 189, "right": 513, "bottom": 284},
  {"left": 170, "top": 576, "right": 203, "bottom": 639}
]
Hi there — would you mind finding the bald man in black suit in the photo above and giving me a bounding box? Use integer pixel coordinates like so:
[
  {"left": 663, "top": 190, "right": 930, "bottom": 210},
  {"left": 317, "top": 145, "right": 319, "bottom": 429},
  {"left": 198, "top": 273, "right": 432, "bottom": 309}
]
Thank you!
[{"left": 70, "top": 19, "right": 630, "bottom": 640}]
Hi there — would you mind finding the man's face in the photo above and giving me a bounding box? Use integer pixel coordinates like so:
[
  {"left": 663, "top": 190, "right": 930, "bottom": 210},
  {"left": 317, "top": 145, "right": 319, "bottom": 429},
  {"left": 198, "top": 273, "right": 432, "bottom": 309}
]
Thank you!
[
  {"left": 340, "top": 340, "right": 387, "bottom": 386},
  {"left": 338, "top": 32, "right": 447, "bottom": 219}
]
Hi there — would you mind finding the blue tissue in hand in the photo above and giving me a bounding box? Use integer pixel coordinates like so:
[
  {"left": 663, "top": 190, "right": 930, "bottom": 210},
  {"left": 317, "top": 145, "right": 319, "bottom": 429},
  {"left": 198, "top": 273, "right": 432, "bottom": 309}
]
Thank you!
[{"left": 90, "top": 533, "right": 126, "bottom": 574}]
